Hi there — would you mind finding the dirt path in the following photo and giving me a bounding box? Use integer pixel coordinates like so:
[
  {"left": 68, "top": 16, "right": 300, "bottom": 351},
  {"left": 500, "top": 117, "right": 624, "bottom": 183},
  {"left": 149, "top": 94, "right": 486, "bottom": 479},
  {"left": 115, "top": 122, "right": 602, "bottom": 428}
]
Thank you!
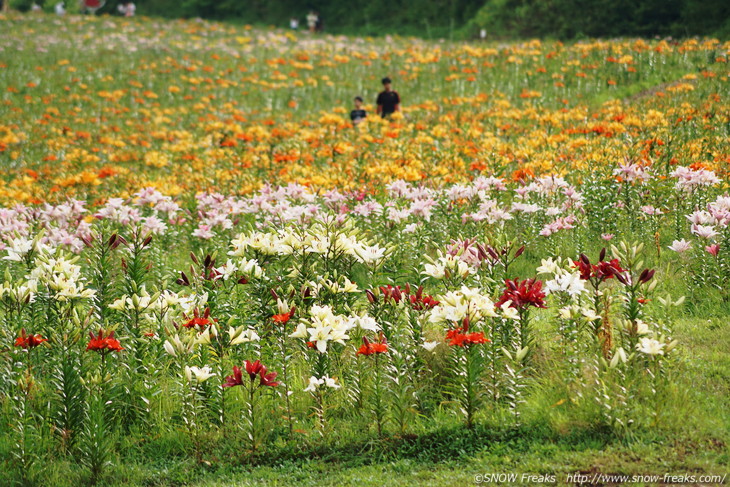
[{"left": 624, "top": 77, "right": 698, "bottom": 103}]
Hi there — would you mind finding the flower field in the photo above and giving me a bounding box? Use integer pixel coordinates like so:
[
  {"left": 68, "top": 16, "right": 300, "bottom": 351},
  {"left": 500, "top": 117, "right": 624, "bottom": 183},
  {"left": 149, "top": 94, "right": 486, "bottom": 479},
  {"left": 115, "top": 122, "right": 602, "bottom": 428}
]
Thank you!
[{"left": 0, "top": 12, "right": 729, "bottom": 487}]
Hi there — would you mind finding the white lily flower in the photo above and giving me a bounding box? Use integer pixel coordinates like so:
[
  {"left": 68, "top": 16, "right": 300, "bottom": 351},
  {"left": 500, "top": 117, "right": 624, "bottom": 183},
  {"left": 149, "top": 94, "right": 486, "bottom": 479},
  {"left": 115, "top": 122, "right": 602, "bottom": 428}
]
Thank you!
[
  {"left": 636, "top": 337, "right": 666, "bottom": 355},
  {"left": 422, "top": 341, "right": 440, "bottom": 352},
  {"left": 500, "top": 301, "right": 520, "bottom": 320},
  {"left": 303, "top": 376, "right": 324, "bottom": 392},
  {"left": 185, "top": 365, "right": 216, "bottom": 384}
]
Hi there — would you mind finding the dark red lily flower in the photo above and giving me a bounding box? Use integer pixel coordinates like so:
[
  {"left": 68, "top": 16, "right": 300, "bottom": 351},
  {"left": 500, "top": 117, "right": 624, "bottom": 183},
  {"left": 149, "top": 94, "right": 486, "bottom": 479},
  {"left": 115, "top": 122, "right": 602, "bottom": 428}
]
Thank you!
[
  {"left": 222, "top": 365, "right": 244, "bottom": 388},
  {"left": 496, "top": 278, "right": 547, "bottom": 310},
  {"left": 593, "top": 259, "right": 625, "bottom": 280},
  {"left": 573, "top": 251, "right": 626, "bottom": 282},
  {"left": 223, "top": 361, "right": 279, "bottom": 388},
  {"left": 408, "top": 286, "right": 440, "bottom": 311},
  {"left": 244, "top": 360, "right": 265, "bottom": 380},
  {"left": 574, "top": 257, "right": 593, "bottom": 280},
  {"left": 14, "top": 329, "right": 47, "bottom": 349},
  {"left": 86, "top": 329, "right": 124, "bottom": 354},
  {"left": 259, "top": 370, "right": 279, "bottom": 387},
  {"left": 380, "top": 285, "right": 405, "bottom": 304}
]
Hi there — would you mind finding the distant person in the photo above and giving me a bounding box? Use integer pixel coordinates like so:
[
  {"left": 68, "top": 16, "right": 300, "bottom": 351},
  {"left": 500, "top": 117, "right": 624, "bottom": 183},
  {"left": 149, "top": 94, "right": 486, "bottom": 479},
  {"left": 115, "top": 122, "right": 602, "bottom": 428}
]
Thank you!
[
  {"left": 118, "top": 1, "right": 135, "bottom": 16},
  {"left": 289, "top": 17, "right": 299, "bottom": 30},
  {"left": 376, "top": 77, "right": 400, "bottom": 118},
  {"left": 54, "top": 1, "right": 65, "bottom": 14},
  {"left": 31, "top": 2, "right": 42, "bottom": 12},
  {"left": 306, "top": 11, "right": 318, "bottom": 33},
  {"left": 350, "top": 96, "right": 367, "bottom": 125},
  {"left": 82, "top": 0, "right": 103, "bottom": 14}
]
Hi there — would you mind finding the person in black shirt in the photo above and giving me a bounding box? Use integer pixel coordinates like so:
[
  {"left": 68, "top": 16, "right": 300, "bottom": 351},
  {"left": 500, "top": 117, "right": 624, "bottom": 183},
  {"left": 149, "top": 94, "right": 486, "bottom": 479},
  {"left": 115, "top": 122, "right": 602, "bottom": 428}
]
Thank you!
[
  {"left": 350, "top": 96, "right": 367, "bottom": 125},
  {"left": 376, "top": 77, "right": 400, "bottom": 118}
]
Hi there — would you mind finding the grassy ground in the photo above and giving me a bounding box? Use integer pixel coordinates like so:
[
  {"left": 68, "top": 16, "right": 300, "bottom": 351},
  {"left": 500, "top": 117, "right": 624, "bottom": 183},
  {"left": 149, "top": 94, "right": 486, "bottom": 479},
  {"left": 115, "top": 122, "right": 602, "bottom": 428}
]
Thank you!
[
  {"left": 170, "top": 317, "right": 730, "bottom": 487},
  {"left": 8, "top": 314, "right": 724, "bottom": 487}
]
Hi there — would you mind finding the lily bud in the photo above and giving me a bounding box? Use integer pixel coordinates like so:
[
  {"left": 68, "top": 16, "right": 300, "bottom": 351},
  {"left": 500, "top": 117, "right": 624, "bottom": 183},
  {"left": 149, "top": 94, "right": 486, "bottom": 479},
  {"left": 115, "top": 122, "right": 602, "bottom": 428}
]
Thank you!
[
  {"left": 366, "top": 289, "right": 377, "bottom": 304},
  {"left": 514, "top": 245, "right": 525, "bottom": 258},
  {"left": 615, "top": 272, "right": 629, "bottom": 285},
  {"left": 610, "top": 347, "right": 628, "bottom": 368},
  {"left": 177, "top": 271, "right": 190, "bottom": 286},
  {"left": 515, "top": 346, "right": 529, "bottom": 362},
  {"left": 501, "top": 347, "right": 513, "bottom": 361},
  {"left": 641, "top": 269, "right": 655, "bottom": 284},
  {"left": 485, "top": 245, "right": 500, "bottom": 261}
]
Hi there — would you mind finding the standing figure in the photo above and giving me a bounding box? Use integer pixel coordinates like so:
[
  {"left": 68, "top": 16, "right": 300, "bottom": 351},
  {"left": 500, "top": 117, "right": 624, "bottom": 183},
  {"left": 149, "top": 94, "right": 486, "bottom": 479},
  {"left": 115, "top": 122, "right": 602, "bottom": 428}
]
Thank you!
[
  {"left": 306, "top": 10, "right": 318, "bottom": 33},
  {"left": 376, "top": 77, "right": 400, "bottom": 118},
  {"left": 118, "top": 1, "right": 135, "bottom": 16},
  {"left": 350, "top": 96, "right": 367, "bottom": 125},
  {"left": 315, "top": 12, "right": 323, "bottom": 32}
]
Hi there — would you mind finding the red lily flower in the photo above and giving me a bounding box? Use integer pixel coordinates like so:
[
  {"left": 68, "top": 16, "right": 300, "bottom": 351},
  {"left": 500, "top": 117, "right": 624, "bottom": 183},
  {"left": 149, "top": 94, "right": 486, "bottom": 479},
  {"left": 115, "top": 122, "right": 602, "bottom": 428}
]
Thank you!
[
  {"left": 182, "top": 307, "right": 216, "bottom": 330},
  {"left": 14, "top": 329, "right": 47, "bottom": 349},
  {"left": 496, "top": 278, "right": 547, "bottom": 310},
  {"left": 356, "top": 333, "right": 388, "bottom": 356},
  {"left": 272, "top": 307, "right": 296, "bottom": 324},
  {"left": 86, "top": 329, "right": 124, "bottom": 354},
  {"left": 446, "top": 327, "right": 489, "bottom": 347}
]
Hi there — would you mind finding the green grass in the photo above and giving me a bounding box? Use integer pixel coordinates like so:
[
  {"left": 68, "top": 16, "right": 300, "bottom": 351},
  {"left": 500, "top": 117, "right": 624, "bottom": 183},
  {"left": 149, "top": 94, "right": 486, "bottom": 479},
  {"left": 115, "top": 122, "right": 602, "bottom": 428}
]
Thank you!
[{"left": 2, "top": 314, "right": 725, "bottom": 487}]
